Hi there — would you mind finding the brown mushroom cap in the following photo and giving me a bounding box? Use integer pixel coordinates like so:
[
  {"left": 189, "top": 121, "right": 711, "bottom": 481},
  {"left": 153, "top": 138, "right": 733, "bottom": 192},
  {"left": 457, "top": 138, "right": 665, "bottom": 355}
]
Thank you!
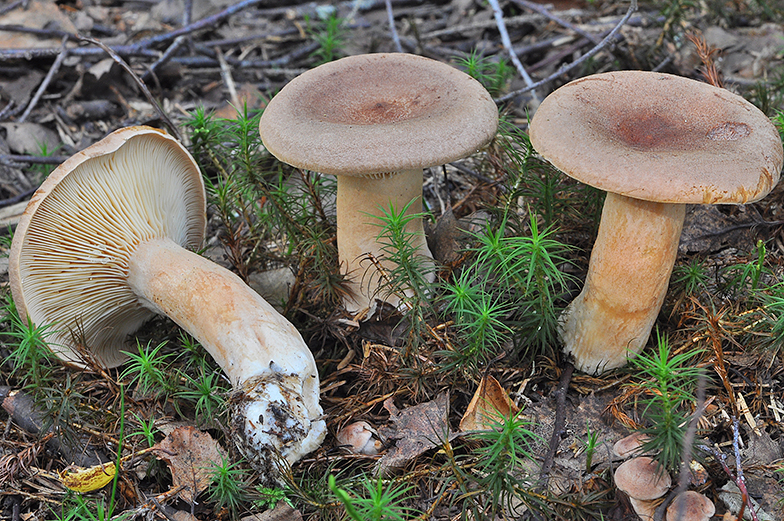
[
  {"left": 259, "top": 53, "right": 499, "bottom": 176},
  {"left": 615, "top": 456, "right": 672, "bottom": 501},
  {"left": 529, "top": 71, "right": 783, "bottom": 205},
  {"left": 612, "top": 432, "right": 650, "bottom": 459},
  {"left": 666, "top": 490, "right": 715, "bottom": 521},
  {"left": 9, "top": 127, "right": 206, "bottom": 368}
]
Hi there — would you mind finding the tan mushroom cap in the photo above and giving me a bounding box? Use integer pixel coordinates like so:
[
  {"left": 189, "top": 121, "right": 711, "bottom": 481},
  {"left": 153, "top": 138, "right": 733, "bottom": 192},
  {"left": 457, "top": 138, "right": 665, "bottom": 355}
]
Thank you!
[
  {"left": 259, "top": 53, "right": 499, "bottom": 176},
  {"left": 9, "top": 127, "right": 206, "bottom": 368},
  {"left": 666, "top": 490, "right": 715, "bottom": 521},
  {"left": 612, "top": 432, "right": 650, "bottom": 459},
  {"left": 529, "top": 71, "right": 783, "bottom": 204},
  {"left": 615, "top": 456, "right": 672, "bottom": 501}
]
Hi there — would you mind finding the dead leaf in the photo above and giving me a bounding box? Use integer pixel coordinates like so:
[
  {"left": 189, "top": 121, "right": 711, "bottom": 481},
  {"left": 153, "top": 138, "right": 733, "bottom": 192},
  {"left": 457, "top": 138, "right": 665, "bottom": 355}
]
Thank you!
[
  {"left": 459, "top": 375, "right": 518, "bottom": 432},
  {"left": 214, "top": 83, "right": 266, "bottom": 119},
  {"left": 241, "top": 502, "right": 303, "bottom": 521},
  {"left": 153, "top": 426, "right": 226, "bottom": 503},
  {"left": 375, "top": 393, "right": 451, "bottom": 476},
  {"left": 0, "top": 71, "right": 45, "bottom": 109},
  {"left": 0, "top": 122, "right": 61, "bottom": 156},
  {"left": 427, "top": 207, "right": 461, "bottom": 265},
  {"left": 0, "top": 1, "right": 77, "bottom": 49}
]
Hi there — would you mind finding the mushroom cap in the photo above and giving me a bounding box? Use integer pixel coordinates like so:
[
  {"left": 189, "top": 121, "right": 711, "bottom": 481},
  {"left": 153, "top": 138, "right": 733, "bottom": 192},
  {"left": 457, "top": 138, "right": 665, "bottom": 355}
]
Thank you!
[
  {"left": 666, "top": 490, "right": 715, "bottom": 521},
  {"left": 612, "top": 432, "right": 650, "bottom": 459},
  {"left": 9, "top": 126, "right": 206, "bottom": 368},
  {"left": 259, "top": 53, "right": 499, "bottom": 176},
  {"left": 614, "top": 456, "right": 672, "bottom": 500},
  {"left": 529, "top": 71, "right": 783, "bottom": 204}
]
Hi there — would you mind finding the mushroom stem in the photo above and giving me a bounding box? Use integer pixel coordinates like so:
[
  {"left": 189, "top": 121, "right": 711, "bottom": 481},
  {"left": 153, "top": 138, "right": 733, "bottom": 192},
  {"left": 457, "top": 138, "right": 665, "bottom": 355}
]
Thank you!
[
  {"left": 336, "top": 169, "right": 434, "bottom": 312},
  {"left": 560, "top": 193, "right": 686, "bottom": 374},
  {"left": 127, "top": 237, "right": 326, "bottom": 466}
]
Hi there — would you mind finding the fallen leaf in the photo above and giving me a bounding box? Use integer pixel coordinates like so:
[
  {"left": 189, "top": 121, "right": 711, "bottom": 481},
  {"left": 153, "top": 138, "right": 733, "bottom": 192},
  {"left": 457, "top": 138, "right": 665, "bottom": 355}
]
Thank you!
[
  {"left": 153, "top": 426, "right": 226, "bottom": 503},
  {"left": 375, "top": 393, "right": 451, "bottom": 476},
  {"left": 459, "top": 375, "right": 518, "bottom": 432},
  {"left": 241, "top": 502, "right": 303, "bottom": 521},
  {"left": 0, "top": 122, "right": 61, "bottom": 156},
  {"left": 59, "top": 461, "right": 116, "bottom": 492},
  {"left": 0, "top": 0, "right": 77, "bottom": 49}
]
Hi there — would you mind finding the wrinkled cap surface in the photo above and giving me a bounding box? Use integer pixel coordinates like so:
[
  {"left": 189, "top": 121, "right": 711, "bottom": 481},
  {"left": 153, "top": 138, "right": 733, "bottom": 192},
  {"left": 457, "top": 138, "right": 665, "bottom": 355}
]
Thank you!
[
  {"left": 9, "top": 126, "right": 206, "bottom": 368},
  {"left": 259, "top": 53, "right": 499, "bottom": 176},
  {"left": 530, "top": 71, "right": 783, "bottom": 204}
]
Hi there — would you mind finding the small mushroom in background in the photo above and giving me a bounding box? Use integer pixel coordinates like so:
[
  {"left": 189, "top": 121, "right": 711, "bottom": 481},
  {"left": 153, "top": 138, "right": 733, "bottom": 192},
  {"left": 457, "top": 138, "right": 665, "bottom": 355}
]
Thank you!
[
  {"left": 259, "top": 53, "right": 498, "bottom": 313},
  {"left": 9, "top": 126, "right": 326, "bottom": 471},
  {"left": 529, "top": 71, "right": 783, "bottom": 374},
  {"left": 615, "top": 456, "right": 672, "bottom": 520},
  {"left": 666, "top": 490, "right": 715, "bottom": 521},
  {"left": 336, "top": 420, "right": 382, "bottom": 455},
  {"left": 612, "top": 432, "right": 650, "bottom": 459}
]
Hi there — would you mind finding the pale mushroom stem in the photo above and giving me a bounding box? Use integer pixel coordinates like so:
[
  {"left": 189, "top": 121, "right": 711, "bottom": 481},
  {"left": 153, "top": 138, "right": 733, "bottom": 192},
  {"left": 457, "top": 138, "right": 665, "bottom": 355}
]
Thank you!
[
  {"left": 127, "top": 237, "right": 326, "bottom": 466},
  {"left": 560, "top": 192, "right": 686, "bottom": 374},
  {"left": 336, "top": 169, "right": 435, "bottom": 313}
]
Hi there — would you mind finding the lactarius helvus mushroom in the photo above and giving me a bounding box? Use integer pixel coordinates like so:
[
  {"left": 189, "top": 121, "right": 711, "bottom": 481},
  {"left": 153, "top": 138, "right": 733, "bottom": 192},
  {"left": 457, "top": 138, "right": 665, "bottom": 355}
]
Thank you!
[
  {"left": 529, "top": 71, "right": 783, "bottom": 374},
  {"left": 9, "top": 126, "right": 326, "bottom": 469},
  {"left": 259, "top": 53, "right": 498, "bottom": 313}
]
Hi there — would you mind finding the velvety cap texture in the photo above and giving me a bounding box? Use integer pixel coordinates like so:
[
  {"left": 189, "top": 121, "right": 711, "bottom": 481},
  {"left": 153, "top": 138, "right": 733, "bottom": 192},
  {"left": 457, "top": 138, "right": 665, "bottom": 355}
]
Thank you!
[
  {"left": 9, "top": 126, "right": 206, "bottom": 368},
  {"left": 530, "top": 71, "right": 783, "bottom": 204},
  {"left": 259, "top": 53, "right": 499, "bottom": 176}
]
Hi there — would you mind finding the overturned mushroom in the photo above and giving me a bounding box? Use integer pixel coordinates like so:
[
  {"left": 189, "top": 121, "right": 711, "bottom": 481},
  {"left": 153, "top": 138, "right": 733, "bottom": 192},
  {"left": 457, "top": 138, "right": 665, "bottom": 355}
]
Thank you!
[
  {"left": 259, "top": 53, "right": 498, "bottom": 313},
  {"left": 529, "top": 71, "right": 783, "bottom": 374},
  {"left": 9, "top": 126, "right": 326, "bottom": 469}
]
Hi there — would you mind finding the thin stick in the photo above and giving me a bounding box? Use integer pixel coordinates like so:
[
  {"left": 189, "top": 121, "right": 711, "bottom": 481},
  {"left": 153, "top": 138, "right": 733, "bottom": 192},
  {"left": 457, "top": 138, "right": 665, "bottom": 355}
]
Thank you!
[
  {"left": 385, "top": 0, "right": 403, "bottom": 53},
  {"left": 487, "top": 0, "right": 537, "bottom": 101},
  {"left": 216, "top": 47, "right": 241, "bottom": 110},
  {"left": 537, "top": 362, "right": 574, "bottom": 489},
  {"left": 19, "top": 36, "right": 69, "bottom": 123},
  {"left": 142, "top": 35, "right": 187, "bottom": 82},
  {"left": 510, "top": 0, "right": 601, "bottom": 44},
  {"left": 78, "top": 36, "right": 181, "bottom": 142},
  {"left": 0, "top": 0, "right": 27, "bottom": 17},
  {"left": 496, "top": 0, "right": 638, "bottom": 103}
]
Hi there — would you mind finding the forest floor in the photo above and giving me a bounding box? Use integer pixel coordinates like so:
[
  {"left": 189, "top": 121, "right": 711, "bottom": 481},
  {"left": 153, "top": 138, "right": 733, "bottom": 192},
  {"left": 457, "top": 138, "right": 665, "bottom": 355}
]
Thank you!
[{"left": 0, "top": 0, "right": 783, "bottom": 520}]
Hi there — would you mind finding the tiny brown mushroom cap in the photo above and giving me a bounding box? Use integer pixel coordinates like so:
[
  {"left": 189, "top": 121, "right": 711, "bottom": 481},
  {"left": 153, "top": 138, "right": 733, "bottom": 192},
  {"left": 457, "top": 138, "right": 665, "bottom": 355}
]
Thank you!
[
  {"left": 666, "top": 491, "right": 715, "bottom": 521},
  {"left": 9, "top": 126, "right": 205, "bottom": 368},
  {"left": 529, "top": 71, "right": 783, "bottom": 204},
  {"left": 613, "top": 432, "right": 650, "bottom": 459},
  {"left": 615, "top": 456, "right": 671, "bottom": 501},
  {"left": 259, "top": 53, "right": 499, "bottom": 176}
]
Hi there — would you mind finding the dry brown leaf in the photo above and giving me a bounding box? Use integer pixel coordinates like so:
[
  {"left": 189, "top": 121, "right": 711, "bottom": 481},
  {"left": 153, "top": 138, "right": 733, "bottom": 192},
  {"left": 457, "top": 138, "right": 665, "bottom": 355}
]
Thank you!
[
  {"left": 375, "top": 393, "right": 451, "bottom": 476},
  {"left": 153, "top": 426, "right": 226, "bottom": 503},
  {"left": 459, "top": 375, "right": 518, "bottom": 432},
  {"left": 241, "top": 502, "right": 303, "bottom": 521},
  {"left": 0, "top": 1, "right": 77, "bottom": 49}
]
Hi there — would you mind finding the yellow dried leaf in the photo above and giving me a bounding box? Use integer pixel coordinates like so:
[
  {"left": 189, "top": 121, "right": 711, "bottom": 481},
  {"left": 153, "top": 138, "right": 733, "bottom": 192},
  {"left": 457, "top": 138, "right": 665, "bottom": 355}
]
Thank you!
[
  {"left": 59, "top": 462, "right": 116, "bottom": 492},
  {"left": 459, "top": 375, "right": 518, "bottom": 432}
]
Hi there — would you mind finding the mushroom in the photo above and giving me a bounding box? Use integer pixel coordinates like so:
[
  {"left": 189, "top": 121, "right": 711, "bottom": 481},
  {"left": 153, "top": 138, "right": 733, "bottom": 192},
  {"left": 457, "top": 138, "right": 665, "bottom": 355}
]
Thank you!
[
  {"left": 666, "top": 491, "right": 715, "bottom": 521},
  {"left": 259, "top": 53, "right": 498, "bottom": 313},
  {"left": 615, "top": 456, "right": 672, "bottom": 519},
  {"left": 612, "top": 432, "right": 650, "bottom": 459},
  {"left": 9, "top": 126, "right": 326, "bottom": 469},
  {"left": 336, "top": 420, "right": 382, "bottom": 455},
  {"left": 529, "top": 71, "right": 783, "bottom": 374}
]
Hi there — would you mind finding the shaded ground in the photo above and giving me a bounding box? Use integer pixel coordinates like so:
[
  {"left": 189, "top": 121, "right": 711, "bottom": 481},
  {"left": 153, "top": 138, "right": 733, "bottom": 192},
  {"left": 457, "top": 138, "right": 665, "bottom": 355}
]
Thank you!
[{"left": 0, "top": 0, "right": 783, "bottom": 520}]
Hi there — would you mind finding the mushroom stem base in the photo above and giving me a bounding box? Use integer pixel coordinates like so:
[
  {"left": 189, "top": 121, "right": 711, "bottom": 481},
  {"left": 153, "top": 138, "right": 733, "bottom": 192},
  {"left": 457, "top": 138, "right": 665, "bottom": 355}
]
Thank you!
[
  {"left": 560, "top": 193, "right": 685, "bottom": 374},
  {"left": 230, "top": 372, "right": 327, "bottom": 473},
  {"left": 127, "top": 237, "right": 326, "bottom": 470}
]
